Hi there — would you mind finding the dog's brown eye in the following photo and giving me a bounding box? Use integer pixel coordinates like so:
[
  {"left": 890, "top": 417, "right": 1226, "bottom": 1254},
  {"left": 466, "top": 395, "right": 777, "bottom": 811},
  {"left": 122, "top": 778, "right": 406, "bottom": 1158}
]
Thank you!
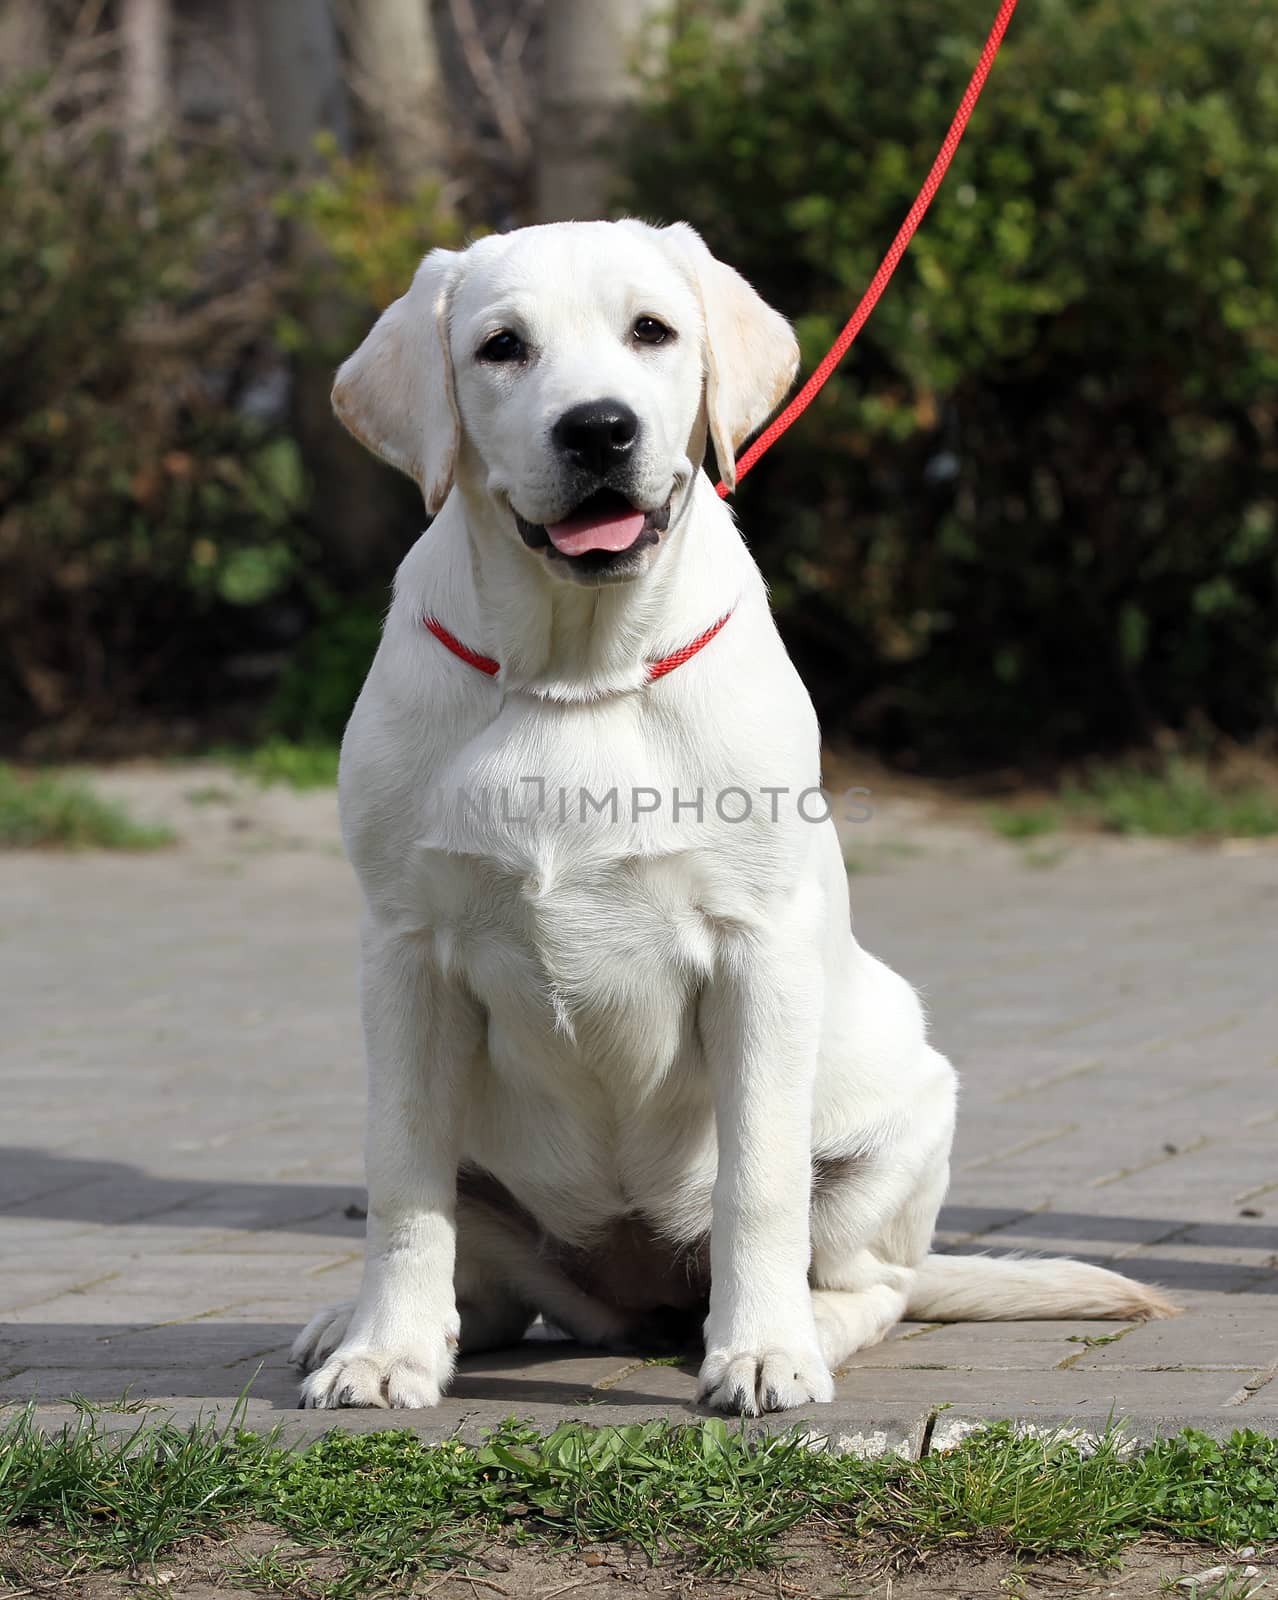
[
  {"left": 478, "top": 330, "right": 526, "bottom": 364},
  {"left": 633, "top": 316, "right": 673, "bottom": 347}
]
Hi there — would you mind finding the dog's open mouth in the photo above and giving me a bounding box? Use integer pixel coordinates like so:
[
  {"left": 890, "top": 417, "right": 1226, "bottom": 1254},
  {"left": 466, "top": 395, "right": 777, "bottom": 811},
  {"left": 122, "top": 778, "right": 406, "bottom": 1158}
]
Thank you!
[{"left": 516, "top": 490, "right": 672, "bottom": 565}]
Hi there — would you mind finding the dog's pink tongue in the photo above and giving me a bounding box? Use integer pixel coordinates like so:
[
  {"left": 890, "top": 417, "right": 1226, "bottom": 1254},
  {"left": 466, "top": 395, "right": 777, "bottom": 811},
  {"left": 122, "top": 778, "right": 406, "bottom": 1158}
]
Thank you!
[{"left": 545, "top": 504, "right": 645, "bottom": 557}]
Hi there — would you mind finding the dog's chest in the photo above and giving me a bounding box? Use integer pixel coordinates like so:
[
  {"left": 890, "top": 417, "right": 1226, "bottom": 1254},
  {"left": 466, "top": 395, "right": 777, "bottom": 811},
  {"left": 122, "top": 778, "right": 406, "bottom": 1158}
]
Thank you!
[
  {"left": 397, "top": 701, "right": 751, "bottom": 1058},
  {"left": 416, "top": 834, "right": 716, "bottom": 1067}
]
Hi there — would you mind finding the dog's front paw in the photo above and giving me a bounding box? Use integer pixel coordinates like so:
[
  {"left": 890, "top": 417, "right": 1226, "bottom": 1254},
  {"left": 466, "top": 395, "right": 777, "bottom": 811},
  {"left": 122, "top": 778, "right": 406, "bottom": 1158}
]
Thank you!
[
  {"left": 697, "top": 1346, "right": 834, "bottom": 1415},
  {"left": 291, "top": 1301, "right": 356, "bottom": 1374},
  {"left": 298, "top": 1334, "right": 456, "bottom": 1410}
]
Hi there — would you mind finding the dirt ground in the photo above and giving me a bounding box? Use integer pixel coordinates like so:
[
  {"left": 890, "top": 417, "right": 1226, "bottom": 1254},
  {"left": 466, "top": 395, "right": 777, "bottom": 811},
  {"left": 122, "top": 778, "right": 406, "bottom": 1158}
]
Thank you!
[{"left": 5, "top": 1527, "right": 1272, "bottom": 1600}]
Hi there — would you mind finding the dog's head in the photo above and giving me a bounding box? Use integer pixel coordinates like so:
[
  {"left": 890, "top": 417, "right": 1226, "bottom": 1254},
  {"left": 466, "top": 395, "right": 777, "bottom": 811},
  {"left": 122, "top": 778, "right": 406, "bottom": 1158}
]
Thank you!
[{"left": 331, "top": 220, "right": 798, "bottom": 586}]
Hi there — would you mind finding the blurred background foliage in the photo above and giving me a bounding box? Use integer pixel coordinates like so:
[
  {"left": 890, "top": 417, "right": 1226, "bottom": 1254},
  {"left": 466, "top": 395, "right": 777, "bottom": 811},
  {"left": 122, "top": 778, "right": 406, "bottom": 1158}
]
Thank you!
[
  {"left": 625, "top": 0, "right": 1278, "bottom": 768},
  {"left": 1, "top": 0, "right": 1275, "bottom": 772},
  {"left": 0, "top": 72, "right": 453, "bottom": 754},
  {"left": 0, "top": 78, "right": 299, "bottom": 748},
  {"left": 276, "top": 135, "right": 465, "bottom": 345}
]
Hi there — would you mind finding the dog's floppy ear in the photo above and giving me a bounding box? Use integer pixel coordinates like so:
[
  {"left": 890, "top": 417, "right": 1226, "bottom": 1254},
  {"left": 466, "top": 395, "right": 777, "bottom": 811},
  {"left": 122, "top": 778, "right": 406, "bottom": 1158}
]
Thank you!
[
  {"left": 331, "top": 247, "right": 462, "bottom": 515},
  {"left": 653, "top": 223, "right": 799, "bottom": 491}
]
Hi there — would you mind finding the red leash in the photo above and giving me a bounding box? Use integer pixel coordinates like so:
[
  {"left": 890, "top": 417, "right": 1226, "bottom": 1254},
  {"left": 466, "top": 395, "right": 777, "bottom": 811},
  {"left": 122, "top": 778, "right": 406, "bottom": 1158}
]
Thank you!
[
  {"left": 718, "top": 0, "right": 1019, "bottom": 497},
  {"left": 424, "top": 3, "right": 1017, "bottom": 683}
]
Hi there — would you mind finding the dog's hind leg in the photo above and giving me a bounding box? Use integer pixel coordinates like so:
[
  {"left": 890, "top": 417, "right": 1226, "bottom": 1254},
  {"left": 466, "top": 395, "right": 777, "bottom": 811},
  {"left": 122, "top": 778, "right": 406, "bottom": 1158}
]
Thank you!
[
  {"left": 455, "top": 1190, "right": 631, "bottom": 1351},
  {"left": 810, "top": 1279, "right": 910, "bottom": 1369},
  {"left": 296, "top": 1191, "right": 629, "bottom": 1371},
  {"left": 807, "top": 1086, "right": 954, "bottom": 1370},
  {"left": 807, "top": 1185, "right": 941, "bottom": 1369}
]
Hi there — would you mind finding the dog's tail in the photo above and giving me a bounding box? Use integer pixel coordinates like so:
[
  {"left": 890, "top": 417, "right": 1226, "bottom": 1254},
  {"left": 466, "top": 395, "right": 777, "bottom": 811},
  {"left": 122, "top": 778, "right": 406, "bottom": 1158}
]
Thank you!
[{"left": 905, "top": 1253, "right": 1178, "bottom": 1322}]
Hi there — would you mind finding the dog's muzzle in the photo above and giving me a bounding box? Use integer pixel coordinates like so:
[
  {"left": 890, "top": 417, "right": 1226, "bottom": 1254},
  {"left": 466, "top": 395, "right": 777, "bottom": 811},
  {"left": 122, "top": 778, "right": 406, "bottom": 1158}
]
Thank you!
[{"left": 515, "top": 488, "right": 673, "bottom": 579}]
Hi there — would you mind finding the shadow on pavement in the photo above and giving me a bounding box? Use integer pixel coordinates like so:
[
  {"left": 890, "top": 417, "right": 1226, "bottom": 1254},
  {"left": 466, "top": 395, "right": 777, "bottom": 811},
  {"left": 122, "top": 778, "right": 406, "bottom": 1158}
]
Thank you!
[
  {"left": 4, "top": 1148, "right": 1275, "bottom": 1296},
  {"left": 0, "top": 1324, "right": 699, "bottom": 1410}
]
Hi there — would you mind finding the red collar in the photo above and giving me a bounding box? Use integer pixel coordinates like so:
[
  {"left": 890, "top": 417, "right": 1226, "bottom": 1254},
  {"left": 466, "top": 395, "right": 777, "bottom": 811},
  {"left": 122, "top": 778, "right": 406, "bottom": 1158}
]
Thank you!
[{"left": 423, "top": 609, "right": 733, "bottom": 684}]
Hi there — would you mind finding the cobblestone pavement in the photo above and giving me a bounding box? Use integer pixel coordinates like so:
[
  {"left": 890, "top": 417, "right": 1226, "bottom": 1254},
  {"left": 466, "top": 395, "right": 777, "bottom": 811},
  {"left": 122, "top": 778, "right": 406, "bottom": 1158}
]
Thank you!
[{"left": 2, "top": 783, "right": 1275, "bottom": 1450}]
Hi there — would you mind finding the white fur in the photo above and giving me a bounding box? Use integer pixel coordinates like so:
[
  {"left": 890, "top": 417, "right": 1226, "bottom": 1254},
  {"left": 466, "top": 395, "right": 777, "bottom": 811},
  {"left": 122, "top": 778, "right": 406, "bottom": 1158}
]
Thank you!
[{"left": 293, "top": 221, "right": 1174, "bottom": 1416}]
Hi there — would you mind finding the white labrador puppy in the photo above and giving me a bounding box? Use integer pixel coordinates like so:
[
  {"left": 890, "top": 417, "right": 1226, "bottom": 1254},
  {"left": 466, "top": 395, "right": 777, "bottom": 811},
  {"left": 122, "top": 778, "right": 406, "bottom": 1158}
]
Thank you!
[{"left": 292, "top": 220, "right": 1173, "bottom": 1415}]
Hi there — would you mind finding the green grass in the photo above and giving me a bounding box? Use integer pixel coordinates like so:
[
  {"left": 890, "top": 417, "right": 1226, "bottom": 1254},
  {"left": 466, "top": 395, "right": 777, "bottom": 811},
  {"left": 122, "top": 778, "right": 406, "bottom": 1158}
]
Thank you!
[
  {"left": 231, "top": 738, "right": 341, "bottom": 790},
  {"left": 184, "top": 783, "right": 234, "bottom": 806},
  {"left": 987, "top": 762, "right": 1278, "bottom": 845},
  {"left": 1066, "top": 761, "right": 1278, "bottom": 839},
  {"left": 2, "top": 1412, "right": 1276, "bottom": 1597},
  {"left": 0, "top": 764, "right": 175, "bottom": 850},
  {"left": 988, "top": 806, "right": 1059, "bottom": 842}
]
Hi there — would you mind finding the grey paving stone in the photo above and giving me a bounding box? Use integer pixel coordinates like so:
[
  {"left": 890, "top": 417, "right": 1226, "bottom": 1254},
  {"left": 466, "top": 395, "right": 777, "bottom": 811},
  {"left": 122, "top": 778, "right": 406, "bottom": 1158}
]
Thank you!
[
  {"left": 1071, "top": 1302, "right": 1278, "bottom": 1371},
  {"left": 3, "top": 839, "right": 1277, "bottom": 1442},
  {"left": 841, "top": 1319, "right": 1141, "bottom": 1372},
  {"left": 831, "top": 1366, "right": 1257, "bottom": 1412}
]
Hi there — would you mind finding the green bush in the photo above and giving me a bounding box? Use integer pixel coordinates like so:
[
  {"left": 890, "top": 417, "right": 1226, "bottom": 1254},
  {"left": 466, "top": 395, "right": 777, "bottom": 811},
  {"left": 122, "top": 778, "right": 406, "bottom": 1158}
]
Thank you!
[
  {"left": 266, "top": 597, "right": 385, "bottom": 743},
  {"left": 0, "top": 85, "right": 452, "bottom": 755},
  {"left": 0, "top": 80, "right": 310, "bottom": 748},
  {"left": 624, "top": 0, "right": 1278, "bottom": 766},
  {"left": 276, "top": 135, "right": 465, "bottom": 358}
]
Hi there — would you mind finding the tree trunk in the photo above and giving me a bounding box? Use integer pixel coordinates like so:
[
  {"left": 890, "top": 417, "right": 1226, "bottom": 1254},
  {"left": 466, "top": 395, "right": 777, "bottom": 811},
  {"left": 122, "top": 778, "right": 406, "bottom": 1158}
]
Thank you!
[
  {"left": 0, "top": 0, "right": 49, "bottom": 79},
  {"left": 120, "top": 0, "right": 172, "bottom": 157},
  {"left": 246, "top": 0, "right": 351, "bottom": 169},
  {"left": 536, "top": 0, "right": 665, "bottom": 221},
  {"left": 244, "top": 0, "right": 416, "bottom": 583},
  {"left": 342, "top": 0, "right": 448, "bottom": 191}
]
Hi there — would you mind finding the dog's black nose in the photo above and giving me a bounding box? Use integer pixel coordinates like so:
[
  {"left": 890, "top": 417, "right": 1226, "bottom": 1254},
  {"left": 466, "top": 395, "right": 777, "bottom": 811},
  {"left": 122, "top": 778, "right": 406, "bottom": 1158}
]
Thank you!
[{"left": 553, "top": 400, "right": 639, "bottom": 476}]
